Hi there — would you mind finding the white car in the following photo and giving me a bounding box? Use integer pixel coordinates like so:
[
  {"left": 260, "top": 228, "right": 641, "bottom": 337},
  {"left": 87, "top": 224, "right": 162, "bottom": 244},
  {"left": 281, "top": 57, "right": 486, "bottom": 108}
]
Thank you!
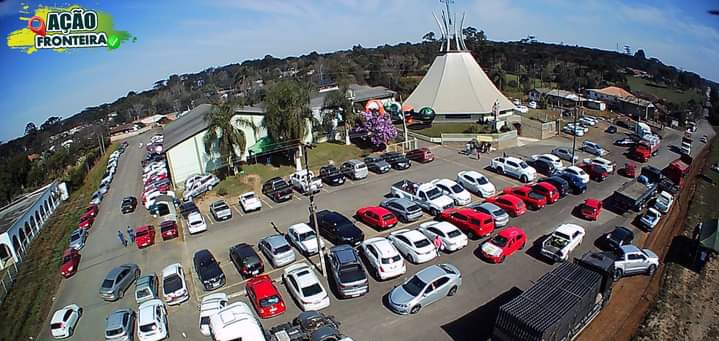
[
  {"left": 183, "top": 174, "right": 219, "bottom": 201},
  {"left": 579, "top": 117, "right": 597, "bottom": 126},
  {"left": 209, "top": 302, "right": 266, "bottom": 341},
  {"left": 283, "top": 262, "right": 330, "bottom": 311},
  {"left": 360, "top": 237, "right": 406, "bottom": 280},
  {"left": 552, "top": 147, "right": 579, "bottom": 163},
  {"left": 287, "top": 223, "right": 324, "bottom": 255},
  {"left": 654, "top": 191, "right": 674, "bottom": 214},
  {"left": 417, "top": 221, "right": 468, "bottom": 252},
  {"left": 50, "top": 304, "right": 82, "bottom": 339},
  {"left": 528, "top": 101, "right": 538, "bottom": 109},
  {"left": 187, "top": 211, "right": 208, "bottom": 234},
  {"left": 640, "top": 207, "right": 662, "bottom": 231},
  {"left": 587, "top": 157, "right": 615, "bottom": 173},
  {"left": 490, "top": 156, "right": 537, "bottom": 183},
  {"left": 456, "top": 171, "right": 496, "bottom": 197},
  {"left": 540, "top": 224, "right": 586, "bottom": 262},
  {"left": 388, "top": 229, "right": 437, "bottom": 264},
  {"left": 239, "top": 192, "right": 262, "bottom": 212},
  {"left": 431, "top": 178, "right": 472, "bottom": 206},
  {"left": 161, "top": 263, "right": 189, "bottom": 305},
  {"left": 563, "top": 166, "right": 590, "bottom": 184},
  {"left": 529, "top": 154, "right": 564, "bottom": 170},
  {"left": 137, "top": 299, "right": 168, "bottom": 341},
  {"left": 562, "top": 125, "right": 585, "bottom": 137},
  {"left": 199, "top": 293, "right": 228, "bottom": 336},
  {"left": 514, "top": 105, "right": 529, "bottom": 113}
]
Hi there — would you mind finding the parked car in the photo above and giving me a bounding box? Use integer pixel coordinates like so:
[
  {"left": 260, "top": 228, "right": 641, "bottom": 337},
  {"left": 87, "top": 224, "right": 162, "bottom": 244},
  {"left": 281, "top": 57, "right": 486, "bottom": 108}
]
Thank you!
[
  {"left": 178, "top": 200, "right": 199, "bottom": 218},
  {"left": 283, "top": 262, "right": 331, "bottom": 311},
  {"left": 390, "top": 180, "right": 454, "bottom": 216},
  {"left": 90, "top": 191, "right": 103, "bottom": 205},
  {"left": 229, "top": 243, "right": 264, "bottom": 278},
  {"left": 582, "top": 141, "right": 608, "bottom": 156},
  {"left": 480, "top": 227, "right": 526, "bottom": 263},
  {"left": 319, "top": 164, "right": 346, "bottom": 186},
  {"left": 68, "top": 228, "right": 87, "bottom": 250},
  {"left": 531, "top": 182, "right": 560, "bottom": 204},
  {"left": 654, "top": 191, "right": 674, "bottom": 214},
  {"left": 405, "top": 148, "right": 434, "bottom": 163},
  {"left": 364, "top": 155, "right": 392, "bottom": 174},
  {"left": 287, "top": 223, "right": 324, "bottom": 256},
  {"left": 183, "top": 174, "right": 219, "bottom": 201},
  {"left": 360, "top": 237, "right": 406, "bottom": 280},
  {"left": 439, "top": 208, "right": 495, "bottom": 239},
  {"left": 551, "top": 147, "right": 579, "bottom": 162},
  {"left": 614, "top": 137, "right": 636, "bottom": 147},
  {"left": 134, "top": 274, "right": 159, "bottom": 304},
  {"left": 198, "top": 293, "right": 228, "bottom": 336},
  {"left": 311, "top": 210, "right": 365, "bottom": 246},
  {"left": 339, "top": 159, "right": 368, "bottom": 180},
  {"left": 99, "top": 263, "right": 140, "bottom": 301},
  {"left": 485, "top": 194, "right": 527, "bottom": 217},
  {"left": 558, "top": 172, "right": 588, "bottom": 194},
  {"left": 540, "top": 224, "right": 586, "bottom": 262},
  {"left": 193, "top": 249, "right": 225, "bottom": 291},
  {"left": 417, "top": 221, "right": 468, "bottom": 252},
  {"left": 538, "top": 176, "right": 570, "bottom": 198},
  {"left": 387, "top": 263, "right": 462, "bottom": 314},
  {"left": 208, "top": 302, "right": 265, "bottom": 341},
  {"left": 60, "top": 248, "right": 81, "bottom": 278},
  {"left": 606, "top": 125, "right": 618, "bottom": 134},
  {"left": 639, "top": 207, "right": 662, "bottom": 231},
  {"left": 327, "top": 245, "right": 369, "bottom": 298},
  {"left": 456, "top": 170, "right": 496, "bottom": 197},
  {"left": 612, "top": 245, "right": 660, "bottom": 279},
  {"left": 121, "top": 196, "right": 138, "bottom": 214},
  {"left": 388, "top": 229, "right": 437, "bottom": 264},
  {"left": 239, "top": 191, "right": 262, "bottom": 212},
  {"left": 246, "top": 274, "right": 286, "bottom": 318},
  {"left": 210, "top": 200, "right": 233, "bottom": 221},
  {"left": 603, "top": 226, "right": 634, "bottom": 251},
  {"left": 503, "top": 186, "right": 547, "bottom": 210},
  {"left": 161, "top": 263, "right": 189, "bottom": 305},
  {"left": 380, "top": 197, "right": 423, "bottom": 223},
  {"left": 356, "top": 206, "right": 398, "bottom": 230},
  {"left": 527, "top": 158, "right": 559, "bottom": 176},
  {"left": 431, "top": 178, "right": 472, "bottom": 206},
  {"left": 529, "top": 154, "right": 563, "bottom": 169},
  {"left": 187, "top": 211, "right": 207, "bottom": 234},
  {"left": 159, "top": 220, "right": 178, "bottom": 240},
  {"left": 579, "top": 163, "right": 609, "bottom": 182},
  {"left": 136, "top": 299, "right": 168, "bottom": 341},
  {"left": 259, "top": 234, "right": 296, "bottom": 268},
  {"left": 490, "top": 156, "right": 537, "bottom": 183},
  {"left": 579, "top": 198, "right": 602, "bottom": 220},
  {"left": 381, "top": 152, "right": 412, "bottom": 170},
  {"left": 588, "top": 157, "right": 616, "bottom": 173},
  {"left": 563, "top": 166, "right": 590, "bottom": 184},
  {"left": 78, "top": 213, "right": 95, "bottom": 230},
  {"left": 468, "top": 202, "right": 510, "bottom": 227},
  {"left": 262, "top": 177, "right": 294, "bottom": 202},
  {"left": 50, "top": 304, "right": 82, "bottom": 339},
  {"left": 134, "top": 225, "right": 156, "bottom": 248},
  {"left": 289, "top": 169, "right": 323, "bottom": 194},
  {"left": 104, "top": 308, "right": 135, "bottom": 341}
]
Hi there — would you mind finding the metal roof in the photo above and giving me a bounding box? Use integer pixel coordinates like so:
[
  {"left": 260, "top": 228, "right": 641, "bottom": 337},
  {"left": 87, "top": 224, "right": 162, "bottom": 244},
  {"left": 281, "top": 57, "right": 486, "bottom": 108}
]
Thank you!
[
  {"left": 163, "top": 104, "right": 214, "bottom": 152},
  {"left": 0, "top": 182, "right": 55, "bottom": 234}
]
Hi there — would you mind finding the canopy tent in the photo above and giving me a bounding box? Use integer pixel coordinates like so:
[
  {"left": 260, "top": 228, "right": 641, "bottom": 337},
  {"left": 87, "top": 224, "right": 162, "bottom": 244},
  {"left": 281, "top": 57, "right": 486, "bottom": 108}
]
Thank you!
[
  {"left": 698, "top": 219, "right": 719, "bottom": 252},
  {"left": 248, "top": 136, "right": 277, "bottom": 156}
]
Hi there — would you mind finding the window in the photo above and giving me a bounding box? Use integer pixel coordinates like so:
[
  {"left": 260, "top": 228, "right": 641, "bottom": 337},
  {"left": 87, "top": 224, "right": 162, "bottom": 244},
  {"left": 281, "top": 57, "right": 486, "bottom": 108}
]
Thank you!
[
  {"left": 433, "top": 277, "right": 450, "bottom": 288},
  {"left": 368, "top": 246, "right": 378, "bottom": 258},
  {"left": 428, "top": 227, "right": 442, "bottom": 237},
  {"left": 452, "top": 213, "right": 467, "bottom": 221},
  {"left": 507, "top": 161, "right": 518, "bottom": 168},
  {"left": 63, "top": 309, "right": 73, "bottom": 321},
  {"left": 627, "top": 254, "right": 642, "bottom": 260},
  {"left": 288, "top": 277, "right": 298, "bottom": 291},
  {"left": 397, "top": 236, "right": 410, "bottom": 245}
]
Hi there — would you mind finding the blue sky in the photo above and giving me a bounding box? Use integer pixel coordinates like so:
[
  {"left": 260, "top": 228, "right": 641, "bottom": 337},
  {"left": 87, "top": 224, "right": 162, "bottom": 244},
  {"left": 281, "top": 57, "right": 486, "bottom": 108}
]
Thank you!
[{"left": 1, "top": 0, "right": 718, "bottom": 141}]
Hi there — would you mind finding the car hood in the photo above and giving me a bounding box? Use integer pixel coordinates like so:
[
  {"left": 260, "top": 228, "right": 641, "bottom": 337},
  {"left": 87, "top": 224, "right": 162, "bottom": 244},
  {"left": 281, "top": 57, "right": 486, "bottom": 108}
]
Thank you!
[
  {"left": 337, "top": 226, "right": 364, "bottom": 240},
  {"left": 243, "top": 198, "right": 261, "bottom": 206},
  {"left": 432, "top": 195, "right": 454, "bottom": 207},
  {"left": 643, "top": 249, "right": 659, "bottom": 260},
  {"left": 481, "top": 242, "right": 503, "bottom": 257},
  {"left": 389, "top": 285, "right": 416, "bottom": 306}
]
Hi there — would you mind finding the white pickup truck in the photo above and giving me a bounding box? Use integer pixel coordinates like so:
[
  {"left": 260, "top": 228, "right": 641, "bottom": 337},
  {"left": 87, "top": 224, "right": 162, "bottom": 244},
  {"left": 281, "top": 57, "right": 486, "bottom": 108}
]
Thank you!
[
  {"left": 289, "top": 169, "right": 322, "bottom": 194},
  {"left": 390, "top": 180, "right": 454, "bottom": 216},
  {"left": 540, "top": 224, "right": 585, "bottom": 262},
  {"left": 612, "top": 245, "right": 660, "bottom": 279},
  {"left": 490, "top": 156, "right": 536, "bottom": 183}
]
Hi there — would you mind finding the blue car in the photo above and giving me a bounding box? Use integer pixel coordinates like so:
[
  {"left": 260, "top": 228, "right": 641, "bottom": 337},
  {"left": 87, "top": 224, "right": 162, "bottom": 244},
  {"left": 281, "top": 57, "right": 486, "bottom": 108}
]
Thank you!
[{"left": 559, "top": 172, "right": 587, "bottom": 194}]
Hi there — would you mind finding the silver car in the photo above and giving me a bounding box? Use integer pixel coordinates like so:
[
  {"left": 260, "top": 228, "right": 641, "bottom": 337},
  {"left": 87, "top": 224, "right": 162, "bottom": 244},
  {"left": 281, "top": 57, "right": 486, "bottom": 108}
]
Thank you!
[
  {"left": 468, "top": 202, "right": 510, "bottom": 227},
  {"left": 105, "top": 308, "right": 135, "bottom": 341},
  {"left": 209, "top": 200, "right": 232, "bottom": 221},
  {"left": 99, "top": 263, "right": 140, "bottom": 301},
  {"left": 134, "top": 274, "right": 158, "bottom": 304},
  {"left": 388, "top": 263, "right": 462, "bottom": 315},
  {"left": 259, "top": 234, "right": 296, "bottom": 268},
  {"left": 69, "top": 228, "right": 88, "bottom": 250},
  {"left": 380, "top": 198, "right": 423, "bottom": 223}
]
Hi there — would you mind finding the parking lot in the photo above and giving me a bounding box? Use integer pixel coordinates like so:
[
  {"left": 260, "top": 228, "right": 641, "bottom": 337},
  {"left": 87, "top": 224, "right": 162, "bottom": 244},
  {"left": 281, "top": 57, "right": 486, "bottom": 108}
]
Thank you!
[{"left": 41, "top": 118, "right": 714, "bottom": 341}]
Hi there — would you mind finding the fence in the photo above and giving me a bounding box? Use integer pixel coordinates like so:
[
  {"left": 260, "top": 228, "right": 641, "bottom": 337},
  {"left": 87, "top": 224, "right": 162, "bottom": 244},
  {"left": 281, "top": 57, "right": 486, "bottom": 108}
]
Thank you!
[
  {"left": 385, "top": 137, "right": 418, "bottom": 153},
  {"left": 441, "top": 130, "right": 519, "bottom": 149},
  {"left": 0, "top": 261, "right": 19, "bottom": 304}
]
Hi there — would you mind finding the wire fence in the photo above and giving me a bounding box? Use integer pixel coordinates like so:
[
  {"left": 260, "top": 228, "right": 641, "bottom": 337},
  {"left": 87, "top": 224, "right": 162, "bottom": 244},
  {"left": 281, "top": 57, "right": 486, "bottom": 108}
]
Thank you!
[{"left": 0, "top": 261, "right": 19, "bottom": 305}]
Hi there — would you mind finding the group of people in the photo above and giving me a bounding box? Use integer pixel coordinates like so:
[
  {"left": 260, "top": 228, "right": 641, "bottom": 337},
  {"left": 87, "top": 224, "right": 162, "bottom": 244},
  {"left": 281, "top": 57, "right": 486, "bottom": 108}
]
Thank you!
[
  {"left": 463, "top": 139, "right": 492, "bottom": 159},
  {"left": 117, "top": 226, "right": 135, "bottom": 247}
]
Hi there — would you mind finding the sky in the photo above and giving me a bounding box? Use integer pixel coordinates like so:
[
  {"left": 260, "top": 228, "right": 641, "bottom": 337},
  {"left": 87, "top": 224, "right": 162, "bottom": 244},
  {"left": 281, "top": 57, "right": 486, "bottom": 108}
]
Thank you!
[{"left": 1, "top": 0, "right": 718, "bottom": 142}]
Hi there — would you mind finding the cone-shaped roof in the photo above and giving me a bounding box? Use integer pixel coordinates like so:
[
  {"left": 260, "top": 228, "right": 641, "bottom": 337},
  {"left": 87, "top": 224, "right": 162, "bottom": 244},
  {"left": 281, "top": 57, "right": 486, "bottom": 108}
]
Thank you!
[{"left": 405, "top": 51, "right": 514, "bottom": 114}]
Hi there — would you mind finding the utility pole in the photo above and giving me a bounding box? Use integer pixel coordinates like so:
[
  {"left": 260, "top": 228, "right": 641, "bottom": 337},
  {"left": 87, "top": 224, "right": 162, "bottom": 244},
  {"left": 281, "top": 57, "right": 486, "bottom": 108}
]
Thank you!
[
  {"left": 571, "top": 87, "right": 583, "bottom": 165},
  {"left": 302, "top": 143, "right": 326, "bottom": 277},
  {"left": 399, "top": 95, "right": 408, "bottom": 151}
]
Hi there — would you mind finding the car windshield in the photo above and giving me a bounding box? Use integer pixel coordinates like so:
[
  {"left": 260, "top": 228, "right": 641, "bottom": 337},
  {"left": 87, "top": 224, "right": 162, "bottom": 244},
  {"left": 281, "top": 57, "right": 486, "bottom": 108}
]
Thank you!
[
  {"left": 102, "top": 279, "right": 114, "bottom": 288},
  {"left": 243, "top": 193, "right": 256, "bottom": 200},
  {"left": 106, "top": 327, "right": 124, "bottom": 337},
  {"left": 139, "top": 322, "right": 157, "bottom": 333},
  {"left": 519, "top": 162, "right": 528, "bottom": 168},
  {"left": 476, "top": 176, "right": 488, "bottom": 185},
  {"left": 426, "top": 188, "right": 442, "bottom": 200},
  {"left": 51, "top": 322, "right": 63, "bottom": 329},
  {"left": 214, "top": 203, "right": 229, "bottom": 210},
  {"left": 492, "top": 235, "right": 508, "bottom": 247},
  {"left": 402, "top": 276, "right": 426, "bottom": 297},
  {"left": 70, "top": 233, "right": 80, "bottom": 241},
  {"left": 381, "top": 255, "right": 402, "bottom": 264},
  {"left": 273, "top": 245, "right": 291, "bottom": 254},
  {"left": 408, "top": 204, "right": 421, "bottom": 212},
  {"left": 339, "top": 264, "right": 365, "bottom": 283},
  {"left": 161, "top": 223, "right": 175, "bottom": 232},
  {"left": 414, "top": 239, "right": 430, "bottom": 248},
  {"left": 190, "top": 219, "right": 203, "bottom": 226},
  {"left": 301, "top": 283, "right": 323, "bottom": 297},
  {"left": 260, "top": 295, "right": 281, "bottom": 307},
  {"left": 298, "top": 231, "right": 315, "bottom": 241},
  {"left": 447, "top": 229, "right": 462, "bottom": 238},
  {"left": 382, "top": 214, "right": 394, "bottom": 221},
  {"left": 63, "top": 254, "right": 74, "bottom": 263},
  {"left": 200, "top": 316, "right": 210, "bottom": 326},
  {"left": 137, "top": 288, "right": 150, "bottom": 298},
  {"left": 164, "top": 274, "right": 182, "bottom": 292},
  {"left": 451, "top": 184, "right": 464, "bottom": 193},
  {"left": 528, "top": 192, "right": 545, "bottom": 200}
]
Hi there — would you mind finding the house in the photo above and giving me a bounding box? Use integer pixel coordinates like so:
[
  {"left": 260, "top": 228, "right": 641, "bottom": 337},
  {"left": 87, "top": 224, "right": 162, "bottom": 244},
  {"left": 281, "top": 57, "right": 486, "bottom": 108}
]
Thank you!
[
  {"left": 528, "top": 88, "right": 550, "bottom": 102},
  {"left": 528, "top": 88, "right": 582, "bottom": 107},
  {"left": 584, "top": 99, "right": 606, "bottom": 111},
  {"left": 309, "top": 84, "right": 396, "bottom": 123},
  {"left": 618, "top": 96, "right": 656, "bottom": 120},
  {"left": 110, "top": 123, "right": 136, "bottom": 136},
  {"left": 586, "top": 86, "right": 634, "bottom": 104}
]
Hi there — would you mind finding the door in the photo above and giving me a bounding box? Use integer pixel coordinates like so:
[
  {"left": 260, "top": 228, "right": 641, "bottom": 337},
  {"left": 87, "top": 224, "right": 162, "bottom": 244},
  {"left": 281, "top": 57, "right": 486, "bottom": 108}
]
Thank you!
[{"left": 424, "top": 276, "right": 450, "bottom": 305}]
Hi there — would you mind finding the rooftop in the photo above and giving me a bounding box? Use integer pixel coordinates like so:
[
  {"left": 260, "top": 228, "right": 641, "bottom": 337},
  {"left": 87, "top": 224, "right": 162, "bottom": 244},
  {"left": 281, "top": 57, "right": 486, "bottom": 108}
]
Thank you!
[
  {"left": 0, "top": 182, "right": 55, "bottom": 234},
  {"left": 620, "top": 96, "right": 655, "bottom": 107},
  {"left": 163, "top": 104, "right": 214, "bottom": 152},
  {"left": 310, "top": 84, "right": 396, "bottom": 109},
  {"left": 590, "top": 86, "right": 635, "bottom": 98}
]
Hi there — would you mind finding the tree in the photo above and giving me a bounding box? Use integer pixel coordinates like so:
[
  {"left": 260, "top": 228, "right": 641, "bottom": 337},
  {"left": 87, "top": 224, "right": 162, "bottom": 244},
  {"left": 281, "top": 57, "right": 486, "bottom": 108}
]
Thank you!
[
  {"left": 634, "top": 49, "right": 646, "bottom": 60},
  {"left": 422, "top": 32, "right": 437, "bottom": 42},
  {"left": 40, "top": 116, "right": 61, "bottom": 130},
  {"left": 322, "top": 86, "right": 354, "bottom": 144},
  {"left": 351, "top": 111, "right": 397, "bottom": 148},
  {"left": 263, "top": 80, "right": 311, "bottom": 146},
  {"left": 462, "top": 26, "right": 486, "bottom": 44},
  {"left": 203, "top": 103, "right": 256, "bottom": 175},
  {"left": 24, "top": 122, "right": 37, "bottom": 136}
]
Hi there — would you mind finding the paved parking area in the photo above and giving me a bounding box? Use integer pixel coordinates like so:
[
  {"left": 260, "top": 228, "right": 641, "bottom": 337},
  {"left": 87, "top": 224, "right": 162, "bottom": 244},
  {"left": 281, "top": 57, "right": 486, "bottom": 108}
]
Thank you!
[{"left": 40, "top": 119, "right": 715, "bottom": 341}]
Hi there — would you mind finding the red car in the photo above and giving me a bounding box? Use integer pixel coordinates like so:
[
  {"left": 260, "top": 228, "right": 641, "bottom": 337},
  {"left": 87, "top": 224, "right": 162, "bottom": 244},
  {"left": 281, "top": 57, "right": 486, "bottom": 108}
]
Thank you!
[
  {"left": 78, "top": 214, "right": 95, "bottom": 229},
  {"left": 60, "top": 248, "right": 81, "bottom": 278},
  {"left": 439, "top": 208, "right": 495, "bottom": 239},
  {"left": 356, "top": 206, "right": 398, "bottom": 230},
  {"left": 246, "top": 274, "right": 286, "bottom": 318},
  {"left": 579, "top": 198, "right": 602, "bottom": 221},
  {"left": 160, "top": 220, "right": 178, "bottom": 240},
  {"left": 405, "top": 148, "right": 435, "bottom": 163},
  {"left": 480, "top": 227, "right": 526, "bottom": 263},
  {"left": 579, "top": 163, "right": 609, "bottom": 182},
  {"left": 531, "top": 182, "right": 560, "bottom": 204},
  {"left": 84, "top": 204, "right": 99, "bottom": 218},
  {"left": 503, "top": 186, "right": 547, "bottom": 210},
  {"left": 134, "top": 225, "right": 156, "bottom": 248},
  {"left": 485, "top": 194, "right": 527, "bottom": 217}
]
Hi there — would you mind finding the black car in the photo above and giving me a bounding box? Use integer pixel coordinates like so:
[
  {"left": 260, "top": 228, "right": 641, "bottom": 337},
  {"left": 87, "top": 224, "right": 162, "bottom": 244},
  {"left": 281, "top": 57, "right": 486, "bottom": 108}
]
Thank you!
[
  {"left": 381, "top": 152, "right": 411, "bottom": 170},
  {"left": 604, "top": 226, "right": 634, "bottom": 251},
  {"left": 179, "top": 200, "right": 199, "bottom": 218},
  {"left": 311, "top": 210, "right": 365, "bottom": 246},
  {"left": 527, "top": 159, "right": 558, "bottom": 176},
  {"left": 319, "top": 165, "right": 346, "bottom": 186},
  {"left": 606, "top": 125, "right": 617, "bottom": 134},
  {"left": 327, "top": 245, "right": 369, "bottom": 298},
  {"left": 262, "top": 177, "right": 293, "bottom": 202},
  {"left": 121, "top": 196, "right": 137, "bottom": 214},
  {"left": 229, "top": 243, "right": 264, "bottom": 278},
  {"left": 193, "top": 249, "right": 225, "bottom": 291},
  {"left": 538, "top": 176, "right": 570, "bottom": 198},
  {"left": 363, "top": 156, "right": 391, "bottom": 174}
]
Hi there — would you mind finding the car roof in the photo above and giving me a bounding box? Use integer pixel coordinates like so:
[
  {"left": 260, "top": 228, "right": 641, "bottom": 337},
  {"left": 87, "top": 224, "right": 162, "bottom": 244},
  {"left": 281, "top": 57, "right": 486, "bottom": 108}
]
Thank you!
[
  {"left": 392, "top": 229, "right": 426, "bottom": 242},
  {"left": 540, "top": 154, "right": 560, "bottom": 160},
  {"left": 415, "top": 265, "right": 446, "bottom": 282},
  {"left": 504, "top": 156, "right": 523, "bottom": 163},
  {"left": 51, "top": 305, "right": 76, "bottom": 323},
  {"left": 212, "top": 200, "right": 228, "bottom": 207},
  {"left": 459, "top": 170, "right": 484, "bottom": 178},
  {"left": 386, "top": 197, "right": 414, "bottom": 208},
  {"left": 425, "top": 221, "right": 458, "bottom": 233},
  {"left": 162, "top": 263, "right": 181, "bottom": 277},
  {"left": 434, "top": 178, "right": 458, "bottom": 187},
  {"left": 476, "top": 202, "right": 501, "bottom": 211},
  {"left": 188, "top": 212, "right": 202, "bottom": 221},
  {"left": 534, "top": 182, "right": 555, "bottom": 190},
  {"left": 246, "top": 276, "right": 276, "bottom": 297},
  {"left": 287, "top": 263, "right": 319, "bottom": 287},
  {"left": 364, "top": 237, "right": 398, "bottom": 256},
  {"left": 135, "top": 225, "right": 153, "bottom": 233},
  {"left": 231, "top": 243, "right": 257, "bottom": 256},
  {"left": 138, "top": 299, "right": 163, "bottom": 322},
  {"left": 289, "top": 223, "right": 313, "bottom": 233},
  {"left": 330, "top": 245, "right": 357, "bottom": 264},
  {"left": 194, "top": 249, "right": 213, "bottom": 260},
  {"left": 612, "top": 226, "right": 634, "bottom": 237},
  {"left": 498, "top": 226, "right": 524, "bottom": 238},
  {"left": 240, "top": 191, "right": 256, "bottom": 197},
  {"left": 264, "top": 234, "right": 289, "bottom": 248},
  {"left": 585, "top": 198, "right": 602, "bottom": 206},
  {"left": 556, "top": 224, "right": 584, "bottom": 235},
  {"left": 107, "top": 309, "right": 131, "bottom": 329},
  {"left": 499, "top": 194, "right": 522, "bottom": 203},
  {"left": 619, "top": 244, "right": 641, "bottom": 254}
]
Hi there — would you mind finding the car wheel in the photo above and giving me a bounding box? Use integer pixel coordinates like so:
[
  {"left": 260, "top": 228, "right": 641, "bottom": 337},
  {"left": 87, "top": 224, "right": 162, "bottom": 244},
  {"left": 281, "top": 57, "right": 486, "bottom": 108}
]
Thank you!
[
  {"left": 410, "top": 305, "right": 421, "bottom": 314},
  {"left": 499, "top": 255, "right": 506, "bottom": 263},
  {"left": 78, "top": 308, "right": 83, "bottom": 317},
  {"left": 614, "top": 268, "right": 624, "bottom": 280},
  {"left": 497, "top": 167, "right": 504, "bottom": 175},
  {"left": 647, "top": 264, "right": 657, "bottom": 276},
  {"left": 519, "top": 241, "right": 526, "bottom": 250},
  {"left": 430, "top": 208, "right": 439, "bottom": 216},
  {"left": 448, "top": 286, "right": 458, "bottom": 296},
  {"left": 521, "top": 175, "right": 528, "bottom": 183},
  {"left": 466, "top": 231, "right": 475, "bottom": 240}
]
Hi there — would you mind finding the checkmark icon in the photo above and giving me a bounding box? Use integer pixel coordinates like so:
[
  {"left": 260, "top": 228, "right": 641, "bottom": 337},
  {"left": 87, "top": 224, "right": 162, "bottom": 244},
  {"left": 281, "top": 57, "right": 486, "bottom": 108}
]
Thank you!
[{"left": 108, "top": 35, "right": 120, "bottom": 49}]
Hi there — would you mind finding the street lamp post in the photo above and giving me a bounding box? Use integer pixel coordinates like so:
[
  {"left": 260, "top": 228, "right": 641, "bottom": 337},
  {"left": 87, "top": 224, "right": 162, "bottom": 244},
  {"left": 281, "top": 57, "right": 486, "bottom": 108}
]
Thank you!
[
  {"left": 571, "top": 87, "right": 583, "bottom": 165},
  {"left": 302, "top": 143, "right": 326, "bottom": 277}
]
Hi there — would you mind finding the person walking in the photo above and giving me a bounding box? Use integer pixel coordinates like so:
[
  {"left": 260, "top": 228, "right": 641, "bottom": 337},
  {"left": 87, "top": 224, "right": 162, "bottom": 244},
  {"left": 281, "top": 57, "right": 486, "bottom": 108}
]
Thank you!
[
  {"left": 117, "top": 230, "right": 127, "bottom": 247},
  {"left": 476, "top": 146, "right": 481, "bottom": 160},
  {"left": 127, "top": 226, "right": 135, "bottom": 243},
  {"left": 433, "top": 235, "right": 443, "bottom": 256}
]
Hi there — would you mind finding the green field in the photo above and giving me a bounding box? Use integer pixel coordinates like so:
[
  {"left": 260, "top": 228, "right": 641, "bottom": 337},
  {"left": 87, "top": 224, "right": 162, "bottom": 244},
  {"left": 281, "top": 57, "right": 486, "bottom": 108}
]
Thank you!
[{"left": 627, "top": 77, "right": 704, "bottom": 105}]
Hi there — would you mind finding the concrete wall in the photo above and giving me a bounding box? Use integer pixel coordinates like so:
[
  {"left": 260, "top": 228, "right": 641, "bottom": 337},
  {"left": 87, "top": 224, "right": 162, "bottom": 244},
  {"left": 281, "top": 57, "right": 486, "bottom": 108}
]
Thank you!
[
  {"left": 440, "top": 130, "right": 518, "bottom": 150},
  {"left": 166, "top": 132, "right": 209, "bottom": 190},
  {"left": 508, "top": 115, "right": 558, "bottom": 140}
]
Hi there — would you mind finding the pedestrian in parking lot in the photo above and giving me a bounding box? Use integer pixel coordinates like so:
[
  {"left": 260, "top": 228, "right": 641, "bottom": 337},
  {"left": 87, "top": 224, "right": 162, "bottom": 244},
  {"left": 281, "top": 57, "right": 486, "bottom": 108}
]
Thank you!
[
  {"left": 434, "top": 235, "right": 443, "bottom": 256},
  {"left": 476, "top": 147, "right": 481, "bottom": 160},
  {"left": 127, "top": 226, "right": 135, "bottom": 242},
  {"left": 117, "top": 230, "right": 127, "bottom": 247}
]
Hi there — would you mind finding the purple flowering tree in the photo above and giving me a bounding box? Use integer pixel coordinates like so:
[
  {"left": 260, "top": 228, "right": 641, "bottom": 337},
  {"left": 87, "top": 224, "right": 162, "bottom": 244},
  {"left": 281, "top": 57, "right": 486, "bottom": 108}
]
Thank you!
[{"left": 351, "top": 111, "right": 398, "bottom": 148}]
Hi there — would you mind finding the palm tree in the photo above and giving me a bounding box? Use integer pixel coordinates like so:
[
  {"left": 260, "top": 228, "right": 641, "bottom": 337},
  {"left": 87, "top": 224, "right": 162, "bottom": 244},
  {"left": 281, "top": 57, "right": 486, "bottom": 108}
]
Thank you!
[
  {"left": 263, "top": 79, "right": 311, "bottom": 147},
  {"left": 203, "top": 103, "right": 256, "bottom": 175}
]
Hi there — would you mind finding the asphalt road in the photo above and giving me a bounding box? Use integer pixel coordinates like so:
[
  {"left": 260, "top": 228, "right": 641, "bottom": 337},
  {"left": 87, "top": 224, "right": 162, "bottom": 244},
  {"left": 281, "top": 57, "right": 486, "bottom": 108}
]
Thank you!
[{"left": 40, "top": 119, "right": 715, "bottom": 341}]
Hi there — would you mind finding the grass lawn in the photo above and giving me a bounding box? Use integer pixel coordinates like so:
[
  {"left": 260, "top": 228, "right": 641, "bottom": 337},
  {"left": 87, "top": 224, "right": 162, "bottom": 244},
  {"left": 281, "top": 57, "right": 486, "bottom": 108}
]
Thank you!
[
  {"left": 0, "top": 144, "right": 117, "bottom": 341},
  {"left": 627, "top": 77, "right": 704, "bottom": 105},
  {"left": 685, "top": 130, "right": 719, "bottom": 226},
  {"left": 407, "top": 123, "right": 493, "bottom": 137}
]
